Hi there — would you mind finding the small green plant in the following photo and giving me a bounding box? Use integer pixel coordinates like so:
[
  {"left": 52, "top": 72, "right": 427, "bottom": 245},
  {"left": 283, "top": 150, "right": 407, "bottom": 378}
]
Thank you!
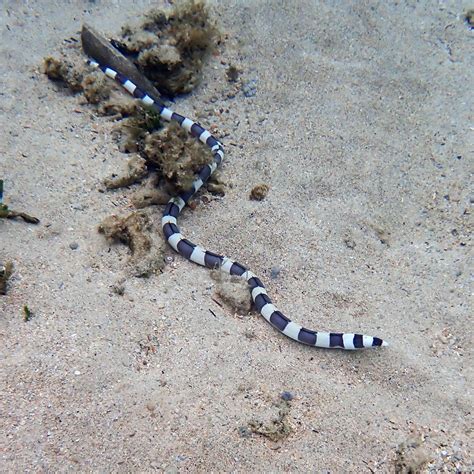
[{"left": 23, "top": 305, "right": 32, "bottom": 322}]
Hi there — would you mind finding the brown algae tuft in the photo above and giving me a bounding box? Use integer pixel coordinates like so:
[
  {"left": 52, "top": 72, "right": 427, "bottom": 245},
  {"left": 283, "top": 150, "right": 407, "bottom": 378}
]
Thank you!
[
  {"left": 394, "top": 436, "right": 431, "bottom": 473},
  {"left": 43, "top": 56, "right": 86, "bottom": 92},
  {"left": 211, "top": 270, "right": 252, "bottom": 315},
  {"left": 103, "top": 155, "right": 148, "bottom": 190},
  {"left": 143, "top": 122, "right": 211, "bottom": 193},
  {"left": 250, "top": 183, "right": 269, "bottom": 201},
  {"left": 44, "top": 2, "right": 221, "bottom": 278},
  {"left": 247, "top": 398, "right": 293, "bottom": 442},
  {"left": 117, "top": 0, "right": 219, "bottom": 96},
  {"left": 98, "top": 211, "right": 165, "bottom": 277},
  {"left": 43, "top": 3, "right": 217, "bottom": 199},
  {"left": 0, "top": 261, "right": 14, "bottom": 295}
]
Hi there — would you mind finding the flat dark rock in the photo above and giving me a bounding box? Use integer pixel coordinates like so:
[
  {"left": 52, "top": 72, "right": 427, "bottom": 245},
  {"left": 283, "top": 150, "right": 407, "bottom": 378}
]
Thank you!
[{"left": 81, "top": 23, "right": 164, "bottom": 104}]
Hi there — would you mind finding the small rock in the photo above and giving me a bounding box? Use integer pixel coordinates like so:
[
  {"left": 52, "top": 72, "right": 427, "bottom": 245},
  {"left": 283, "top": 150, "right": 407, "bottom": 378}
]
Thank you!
[
  {"left": 69, "top": 242, "right": 79, "bottom": 250},
  {"left": 280, "top": 391, "right": 294, "bottom": 401},
  {"left": 226, "top": 65, "right": 240, "bottom": 82},
  {"left": 271, "top": 266, "right": 281, "bottom": 279},
  {"left": 465, "top": 9, "right": 474, "bottom": 27},
  {"left": 112, "top": 282, "right": 125, "bottom": 296},
  {"left": 243, "top": 79, "right": 257, "bottom": 97},
  {"left": 238, "top": 426, "right": 252, "bottom": 438},
  {"left": 344, "top": 238, "right": 356, "bottom": 249}
]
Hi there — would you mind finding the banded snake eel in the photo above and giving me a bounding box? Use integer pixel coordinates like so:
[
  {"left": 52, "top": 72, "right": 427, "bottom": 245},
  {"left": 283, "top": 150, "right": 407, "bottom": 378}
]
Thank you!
[{"left": 87, "top": 57, "right": 387, "bottom": 350}]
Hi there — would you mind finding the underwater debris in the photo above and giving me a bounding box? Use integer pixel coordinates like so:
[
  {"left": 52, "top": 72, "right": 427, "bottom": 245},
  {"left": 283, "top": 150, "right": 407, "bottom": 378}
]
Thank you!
[
  {"left": 113, "top": 104, "right": 163, "bottom": 155},
  {"left": 98, "top": 94, "right": 139, "bottom": 118},
  {"left": 366, "top": 221, "right": 391, "bottom": 246},
  {"left": 43, "top": 52, "right": 117, "bottom": 108},
  {"left": 98, "top": 212, "right": 151, "bottom": 253},
  {"left": 247, "top": 398, "right": 293, "bottom": 442},
  {"left": 343, "top": 235, "right": 357, "bottom": 250},
  {"left": 116, "top": 0, "right": 219, "bottom": 96},
  {"left": 81, "top": 71, "right": 112, "bottom": 104},
  {"left": 45, "top": 22, "right": 161, "bottom": 106},
  {"left": 0, "top": 181, "right": 39, "bottom": 224},
  {"left": 465, "top": 9, "right": 474, "bottom": 28},
  {"left": 0, "top": 206, "right": 40, "bottom": 224},
  {"left": 130, "top": 175, "right": 171, "bottom": 208},
  {"left": 111, "top": 279, "right": 126, "bottom": 296},
  {"left": 45, "top": 4, "right": 221, "bottom": 279},
  {"left": 44, "top": 3, "right": 218, "bottom": 208},
  {"left": 98, "top": 211, "right": 165, "bottom": 277},
  {"left": 206, "top": 182, "right": 225, "bottom": 196},
  {"left": 394, "top": 436, "right": 431, "bottom": 474},
  {"left": 0, "top": 261, "right": 13, "bottom": 295},
  {"left": 226, "top": 65, "right": 240, "bottom": 83},
  {"left": 211, "top": 270, "right": 252, "bottom": 315},
  {"left": 134, "top": 333, "right": 160, "bottom": 370},
  {"left": 206, "top": 172, "right": 226, "bottom": 196},
  {"left": 250, "top": 183, "right": 269, "bottom": 201},
  {"left": 103, "top": 155, "right": 148, "bottom": 189},
  {"left": 280, "top": 391, "right": 294, "bottom": 402},
  {"left": 242, "top": 79, "right": 257, "bottom": 97},
  {"left": 117, "top": 105, "right": 162, "bottom": 147},
  {"left": 143, "top": 122, "right": 212, "bottom": 193},
  {"left": 82, "top": 23, "right": 163, "bottom": 101},
  {"left": 23, "top": 305, "right": 33, "bottom": 322},
  {"left": 238, "top": 426, "right": 252, "bottom": 438},
  {"left": 43, "top": 56, "right": 85, "bottom": 92}
]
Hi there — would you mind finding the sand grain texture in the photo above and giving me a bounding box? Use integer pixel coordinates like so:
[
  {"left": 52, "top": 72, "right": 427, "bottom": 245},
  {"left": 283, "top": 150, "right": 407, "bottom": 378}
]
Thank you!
[{"left": 1, "top": 1, "right": 472, "bottom": 472}]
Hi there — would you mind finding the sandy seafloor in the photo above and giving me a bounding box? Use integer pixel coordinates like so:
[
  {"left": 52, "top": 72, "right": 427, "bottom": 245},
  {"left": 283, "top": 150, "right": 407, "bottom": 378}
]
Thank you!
[{"left": 1, "top": 1, "right": 472, "bottom": 472}]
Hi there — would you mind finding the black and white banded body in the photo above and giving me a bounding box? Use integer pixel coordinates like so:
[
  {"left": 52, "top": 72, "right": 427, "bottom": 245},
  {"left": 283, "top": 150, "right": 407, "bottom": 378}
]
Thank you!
[{"left": 87, "top": 58, "right": 387, "bottom": 350}]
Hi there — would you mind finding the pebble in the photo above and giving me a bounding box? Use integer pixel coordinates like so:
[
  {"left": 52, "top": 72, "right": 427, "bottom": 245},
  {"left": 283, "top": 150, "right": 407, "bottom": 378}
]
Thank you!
[
  {"left": 280, "top": 391, "right": 294, "bottom": 401},
  {"left": 69, "top": 242, "right": 79, "bottom": 250},
  {"left": 243, "top": 79, "right": 257, "bottom": 97},
  {"left": 344, "top": 238, "right": 356, "bottom": 249},
  {"left": 74, "top": 370, "right": 81, "bottom": 376},
  {"left": 238, "top": 426, "right": 251, "bottom": 438},
  {"left": 271, "top": 266, "right": 281, "bottom": 279}
]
